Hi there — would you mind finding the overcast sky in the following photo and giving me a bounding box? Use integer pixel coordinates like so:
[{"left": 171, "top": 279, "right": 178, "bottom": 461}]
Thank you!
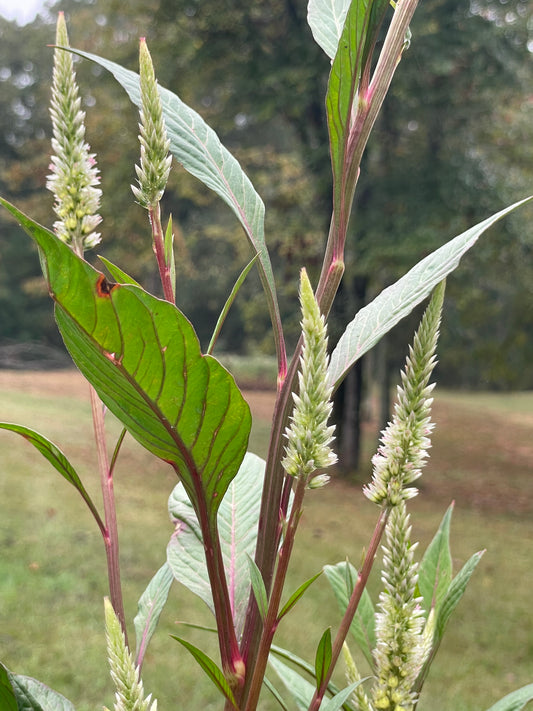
[{"left": 0, "top": 0, "right": 54, "bottom": 25}]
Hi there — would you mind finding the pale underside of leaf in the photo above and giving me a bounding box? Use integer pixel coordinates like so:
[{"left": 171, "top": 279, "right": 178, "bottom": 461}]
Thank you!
[
  {"left": 328, "top": 197, "right": 533, "bottom": 390},
  {"left": 307, "top": 0, "right": 352, "bottom": 59},
  {"left": 167, "top": 452, "right": 265, "bottom": 640}
]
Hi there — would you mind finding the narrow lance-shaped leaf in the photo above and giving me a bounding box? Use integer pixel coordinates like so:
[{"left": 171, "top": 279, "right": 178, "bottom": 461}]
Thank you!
[
  {"left": 170, "top": 636, "right": 236, "bottom": 707},
  {"left": 0, "top": 422, "right": 103, "bottom": 532},
  {"left": 323, "top": 562, "right": 376, "bottom": 668},
  {"left": 247, "top": 554, "right": 269, "bottom": 622},
  {"left": 417, "top": 503, "right": 454, "bottom": 613},
  {"left": 0, "top": 198, "right": 251, "bottom": 522},
  {"left": 315, "top": 628, "right": 333, "bottom": 691},
  {"left": 328, "top": 196, "right": 533, "bottom": 390},
  {"left": 64, "top": 48, "right": 286, "bottom": 374},
  {"left": 278, "top": 570, "right": 323, "bottom": 621},
  {"left": 134, "top": 562, "right": 174, "bottom": 669}
]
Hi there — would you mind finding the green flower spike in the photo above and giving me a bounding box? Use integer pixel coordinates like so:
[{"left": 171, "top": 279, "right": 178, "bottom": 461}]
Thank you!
[
  {"left": 282, "top": 268, "right": 337, "bottom": 481},
  {"left": 47, "top": 12, "right": 102, "bottom": 254},
  {"left": 131, "top": 38, "right": 172, "bottom": 209},
  {"left": 103, "top": 598, "right": 157, "bottom": 711},
  {"left": 363, "top": 281, "right": 445, "bottom": 507}
]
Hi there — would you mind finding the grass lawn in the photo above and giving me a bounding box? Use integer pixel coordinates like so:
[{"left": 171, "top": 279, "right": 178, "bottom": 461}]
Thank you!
[{"left": 0, "top": 370, "right": 532, "bottom": 711}]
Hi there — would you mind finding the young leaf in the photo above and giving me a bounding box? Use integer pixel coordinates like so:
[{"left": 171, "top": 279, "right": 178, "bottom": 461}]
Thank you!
[
  {"left": 323, "top": 562, "right": 375, "bottom": 668},
  {"left": 0, "top": 422, "right": 103, "bottom": 531},
  {"left": 278, "top": 570, "right": 323, "bottom": 621},
  {"left": 134, "top": 562, "right": 174, "bottom": 668},
  {"left": 5, "top": 668, "right": 75, "bottom": 711},
  {"left": 170, "top": 636, "right": 236, "bottom": 707},
  {"left": 164, "top": 215, "right": 176, "bottom": 303},
  {"left": 167, "top": 452, "right": 265, "bottom": 639},
  {"left": 62, "top": 48, "right": 286, "bottom": 373},
  {"left": 315, "top": 628, "right": 333, "bottom": 691},
  {"left": 270, "top": 645, "right": 344, "bottom": 699},
  {"left": 0, "top": 199, "right": 251, "bottom": 522},
  {"left": 98, "top": 255, "right": 142, "bottom": 287},
  {"left": 435, "top": 550, "right": 485, "bottom": 641},
  {"left": 327, "top": 196, "right": 533, "bottom": 391},
  {"left": 417, "top": 503, "right": 454, "bottom": 613},
  {"left": 247, "top": 554, "right": 269, "bottom": 622},
  {"left": 484, "top": 684, "right": 533, "bottom": 711},
  {"left": 207, "top": 254, "right": 259, "bottom": 355}
]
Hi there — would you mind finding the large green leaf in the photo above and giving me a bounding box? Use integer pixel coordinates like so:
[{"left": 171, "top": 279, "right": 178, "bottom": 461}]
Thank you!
[
  {"left": 323, "top": 562, "right": 375, "bottom": 668},
  {"left": 0, "top": 198, "right": 251, "bottom": 520},
  {"left": 2, "top": 665, "right": 75, "bottom": 711},
  {"left": 484, "top": 685, "right": 533, "bottom": 711},
  {"left": 327, "top": 196, "right": 533, "bottom": 390},
  {"left": 65, "top": 48, "right": 285, "bottom": 370},
  {"left": 417, "top": 504, "right": 453, "bottom": 614},
  {"left": 134, "top": 563, "right": 174, "bottom": 667},
  {"left": 167, "top": 452, "right": 265, "bottom": 639}
]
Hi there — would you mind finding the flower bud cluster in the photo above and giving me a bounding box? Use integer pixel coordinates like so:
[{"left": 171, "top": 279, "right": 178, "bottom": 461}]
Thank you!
[
  {"left": 282, "top": 269, "right": 337, "bottom": 481},
  {"left": 363, "top": 282, "right": 445, "bottom": 506},
  {"left": 103, "top": 598, "right": 157, "bottom": 711},
  {"left": 131, "top": 39, "right": 172, "bottom": 209},
  {"left": 46, "top": 13, "right": 102, "bottom": 253}
]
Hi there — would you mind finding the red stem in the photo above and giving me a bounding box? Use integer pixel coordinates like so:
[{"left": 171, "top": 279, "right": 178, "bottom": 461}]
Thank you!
[
  {"left": 149, "top": 202, "right": 175, "bottom": 303},
  {"left": 90, "top": 386, "right": 128, "bottom": 645}
]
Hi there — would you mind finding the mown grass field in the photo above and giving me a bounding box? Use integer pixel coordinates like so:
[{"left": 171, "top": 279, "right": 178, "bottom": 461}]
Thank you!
[{"left": 0, "top": 369, "right": 532, "bottom": 711}]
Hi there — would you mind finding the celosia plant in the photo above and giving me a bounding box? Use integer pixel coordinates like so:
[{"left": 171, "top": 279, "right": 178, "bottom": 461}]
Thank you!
[{"left": 1, "top": 3, "right": 532, "bottom": 711}]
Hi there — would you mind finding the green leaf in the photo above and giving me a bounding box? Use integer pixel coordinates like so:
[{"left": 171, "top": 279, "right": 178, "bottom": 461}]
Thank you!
[
  {"left": 247, "top": 554, "right": 268, "bottom": 622},
  {"left": 418, "top": 503, "right": 454, "bottom": 614},
  {"left": 167, "top": 452, "right": 265, "bottom": 639},
  {"left": 64, "top": 48, "right": 285, "bottom": 370},
  {"left": 0, "top": 199, "right": 251, "bottom": 522},
  {"left": 270, "top": 646, "right": 345, "bottom": 702},
  {"left": 170, "top": 636, "right": 236, "bottom": 706},
  {"left": 315, "top": 628, "right": 333, "bottom": 690},
  {"left": 207, "top": 254, "right": 259, "bottom": 355},
  {"left": 134, "top": 562, "right": 174, "bottom": 668},
  {"left": 307, "top": 0, "right": 352, "bottom": 59},
  {"left": 278, "top": 570, "right": 322, "bottom": 621},
  {"left": 263, "top": 676, "right": 290, "bottom": 711},
  {"left": 4, "top": 666, "right": 75, "bottom": 711},
  {"left": 327, "top": 196, "right": 533, "bottom": 390},
  {"left": 0, "top": 664, "right": 17, "bottom": 711},
  {"left": 0, "top": 422, "right": 103, "bottom": 530},
  {"left": 98, "top": 255, "right": 142, "bottom": 287},
  {"left": 164, "top": 215, "right": 176, "bottom": 303},
  {"left": 323, "top": 562, "right": 375, "bottom": 668},
  {"left": 484, "top": 684, "right": 533, "bottom": 711},
  {"left": 435, "top": 550, "right": 485, "bottom": 641},
  {"left": 268, "top": 655, "right": 316, "bottom": 711},
  {"left": 321, "top": 681, "right": 365, "bottom": 711}
]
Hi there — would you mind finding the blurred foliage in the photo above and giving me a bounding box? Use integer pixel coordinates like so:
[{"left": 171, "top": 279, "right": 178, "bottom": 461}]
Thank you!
[{"left": 0, "top": 0, "right": 532, "bottom": 388}]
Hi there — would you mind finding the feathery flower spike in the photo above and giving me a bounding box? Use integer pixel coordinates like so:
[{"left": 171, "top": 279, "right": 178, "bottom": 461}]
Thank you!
[
  {"left": 103, "top": 598, "right": 157, "bottom": 711},
  {"left": 131, "top": 38, "right": 172, "bottom": 209},
  {"left": 47, "top": 12, "right": 102, "bottom": 254},
  {"left": 363, "top": 281, "right": 445, "bottom": 507},
  {"left": 282, "top": 268, "right": 337, "bottom": 481}
]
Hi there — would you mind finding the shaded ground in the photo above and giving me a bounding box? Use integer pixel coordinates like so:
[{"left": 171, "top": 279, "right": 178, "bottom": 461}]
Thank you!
[{"left": 1, "top": 369, "right": 531, "bottom": 515}]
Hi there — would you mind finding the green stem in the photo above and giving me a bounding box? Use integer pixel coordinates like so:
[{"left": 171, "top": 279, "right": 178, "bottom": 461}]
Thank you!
[
  {"left": 149, "top": 202, "right": 175, "bottom": 303},
  {"left": 307, "top": 508, "right": 390, "bottom": 711},
  {"left": 90, "top": 386, "right": 128, "bottom": 646}
]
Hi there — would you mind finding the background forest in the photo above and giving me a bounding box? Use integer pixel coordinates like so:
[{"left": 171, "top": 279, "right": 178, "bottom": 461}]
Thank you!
[{"left": 0, "top": 0, "right": 532, "bottom": 464}]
